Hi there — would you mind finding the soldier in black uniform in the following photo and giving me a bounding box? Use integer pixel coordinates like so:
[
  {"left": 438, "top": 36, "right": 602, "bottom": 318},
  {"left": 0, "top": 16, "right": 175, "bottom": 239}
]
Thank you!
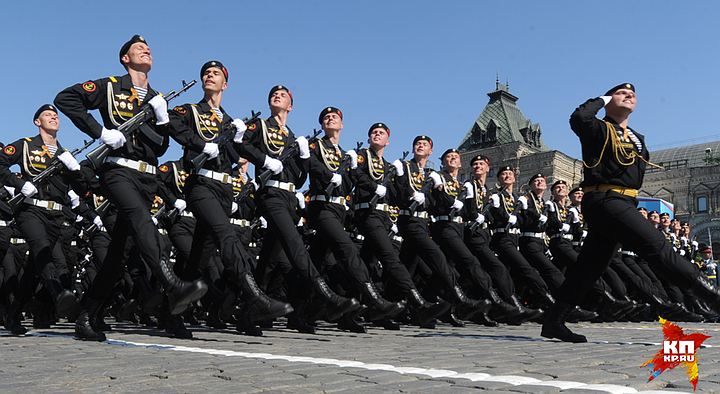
[
  {"left": 306, "top": 109, "right": 403, "bottom": 325},
  {"left": 238, "top": 85, "right": 360, "bottom": 333},
  {"left": 353, "top": 123, "right": 448, "bottom": 326},
  {"left": 167, "top": 61, "right": 292, "bottom": 336},
  {"left": 542, "top": 83, "right": 720, "bottom": 342},
  {"left": 0, "top": 105, "right": 93, "bottom": 335},
  {"left": 54, "top": 35, "right": 207, "bottom": 341}
]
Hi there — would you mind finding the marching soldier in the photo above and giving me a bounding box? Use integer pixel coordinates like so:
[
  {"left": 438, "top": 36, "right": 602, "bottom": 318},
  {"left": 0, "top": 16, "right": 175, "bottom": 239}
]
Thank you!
[{"left": 54, "top": 35, "right": 208, "bottom": 341}]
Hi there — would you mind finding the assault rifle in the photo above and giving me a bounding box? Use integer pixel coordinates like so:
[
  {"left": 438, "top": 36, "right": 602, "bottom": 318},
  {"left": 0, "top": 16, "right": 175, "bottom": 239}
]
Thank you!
[
  {"left": 190, "top": 110, "right": 262, "bottom": 170},
  {"left": 367, "top": 150, "right": 409, "bottom": 210},
  {"left": 85, "top": 79, "right": 197, "bottom": 170},
  {"left": 323, "top": 141, "right": 363, "bottom": 195}
]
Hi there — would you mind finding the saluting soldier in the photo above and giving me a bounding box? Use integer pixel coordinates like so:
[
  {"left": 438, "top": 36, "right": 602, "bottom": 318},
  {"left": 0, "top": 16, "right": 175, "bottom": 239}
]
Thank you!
[
  {"left": 542, "top": 83, "right": 720, "bottom": 342},
  {"left": 54, "top": 35, "right": 207, "bottom": 341},
  {"left": 0, "top": 105, "right": 94, "bottom": 335}
]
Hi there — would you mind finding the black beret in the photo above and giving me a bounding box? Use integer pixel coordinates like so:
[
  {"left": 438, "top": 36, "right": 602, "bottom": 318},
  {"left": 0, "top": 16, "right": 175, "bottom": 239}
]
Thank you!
[
  {"left": 551, "top": 179, "right": 568, "bottom": 189},
  {"left": 528, "top": 173, "right": 545, "bottom": 184},
  {"left": 33, "top": 104, "right": 57, "bottom": 121},
  {"left": 659, "top": 212, "right": 670, "bottom": 218},
  {"left": 681, "top": 222, "right": 690, "bottom": 226},
  {"left": 470, "top": 154, "right": 490, "bottom": 166},
  {"left": 496, "top": 165, "right": 515, "bottom": 178},
  {"left": 441, "top": 148, "right": 460, "bottom": 161},
  {"left": 269, "top": 85, "right": 293, "bottom": 104},
  {"left": 201, "top": 60, "right": 228, "bottom": 82},
  {"left": 368, "top": 122, "right": 390, "bottom": 136},
  {"left": 637, "top": 207, "right": 648, "bottom": 212},
  {"left": 569, "top": 186, "right": 583, "bottom": 194},
  {"left": 412, "top": 135, "right": 433, "bottom": 147},
  {"left": 648, "top": 210, "right": 659, "bottom": 216},
  {"left": 604, "top": 82, "right": 635, "bottom": 96},
  {"left": 119, "top": 35, "right": 148, "bottom": 64},
  {"left": 319, "top": 107, "right": 343, "bottom": 124}
]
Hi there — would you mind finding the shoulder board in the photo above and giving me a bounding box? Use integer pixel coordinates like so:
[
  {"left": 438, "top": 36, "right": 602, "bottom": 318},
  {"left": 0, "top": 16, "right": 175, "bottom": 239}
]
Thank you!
[
  {"left": 23, "top": 137, "right": 32, "bottom": 142},
  {"left": 173, "top": 105, "right": 188, "bottom": 115},
  {"left": 109, "top": 76, "right": 118, "bottom": 83}
]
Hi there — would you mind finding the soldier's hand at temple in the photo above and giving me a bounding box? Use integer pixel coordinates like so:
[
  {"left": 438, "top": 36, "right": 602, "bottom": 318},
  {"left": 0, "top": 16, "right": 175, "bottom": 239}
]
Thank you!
[
  {"left": 20, "top": 182, "right": 38, "bottom": 197},
  {"left": 375, "top": 184, "right": 387, "bottom": 197},
  {"left": 202, "top": 142, "right": 219, "bottom": 159},
  {"left": 392, "top": 159, "right": 404, "bottom": 176},
  {"left": 412, "top": 191, "right": 425, "bottom": 206},
  {"left": 330, "top": 173, "right": 342, "bottom": 187},
  {"left": 346, "top": 150, "right": 358, "bottom": 169},
  {"left": 173, "top": 198, "right": 187, "bottom": 213},
  {"left": 232, "top": 119, "right": 247, "bottom": 142},
  {"left": 296, "top": 136, "right": 310, "bottom": 159},
  {"left": 148, "top": 95, "right": 169, "bottom": 125},
  {"left": 600, "top": 96, "right": 612, "bottom": 106},
  {"left": 101, "top": 127, "right": 127, "bottom": 149},
  {"left": 429, "top": 172, "right": 442, "bottom": 189},
  {"left": 263, "top": 156, "right": 283, "bottom": 174},
  {"left": 58, "top": 151, "right": 81, "bottom": 171}
]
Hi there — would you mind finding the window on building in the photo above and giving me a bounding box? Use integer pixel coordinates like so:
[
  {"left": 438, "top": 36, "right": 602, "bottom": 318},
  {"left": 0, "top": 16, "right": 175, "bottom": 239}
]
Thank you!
[{"left": 697, "top": 196, "right": 708, "bottom": 213}]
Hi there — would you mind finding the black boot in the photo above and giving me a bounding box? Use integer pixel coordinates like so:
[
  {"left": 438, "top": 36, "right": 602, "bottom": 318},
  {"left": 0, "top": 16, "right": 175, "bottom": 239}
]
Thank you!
[
  {"left": 439, "top": 309, "right": 465, "bottom": 327},
  {"left": 360, "top": 282, "right": 405, "bottom": 322},
  {"left": 287, "top": 311, "right": 316, "bottom": 334},
  {"left": 54, "top": 289, "right": 79, "bottom": 318},
  {"left": 691, "top": 274, "right": 720, "bottom": 311},
  {"left": 238, "top": 273, "right": 293, "bottom": 323},
  {"left": 93, "top": 306, "right": 111, "bottom": 332},
  {"left": 156, "top": 258, "right": 208, "bottom": 315},
  {"left": 451, "top": 285, "right": 491, "bottom": 320},
  {"left": 373, "top": 318, "right": 400, "bottom": 330},
  {"left": 313, "top": 278, "right": 362, "bottom": 322},
  {"left": 338, "top": 313, "right": 366, "bottom": 333},
  {"left": 407, "top": 289, "right": 450, "bottom": 326},
  {"left": 165, "top": 314, "right": 192, "bottom": 339},
  {"left": 599, "top": 291, "right": 636, "bottom": 321},
  {"left": 471, "top": 312, "right": 499, "bottom": 327},
  {"left": 566, "top": 306, "right": 599, "bottom": 323},
  {"left": 236, "top": 318, "right": 263, "bottom": 336},
  {"left": 487, "top": 288, "right": 523, "bottom": 324},
  {"left": 74, "top": 298, "right": 106, "bottom": 341},
  {"left": 3, "top": 304, "right": 27, "bottom": 336},
  {"left": 541, "top": 301, "right": 587, "bottom": 343},
  {"left": 510, "top": 294, "right": 543, "bottom": 322}
]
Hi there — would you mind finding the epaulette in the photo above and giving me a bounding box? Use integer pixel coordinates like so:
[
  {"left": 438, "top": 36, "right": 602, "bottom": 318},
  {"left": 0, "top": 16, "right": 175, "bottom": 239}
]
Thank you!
[
  {"left": 23, "top": 137, "right": 32, "bottom": 142},
  {"left": 109, "top": 76, "right": 118, "bottom": 83}
]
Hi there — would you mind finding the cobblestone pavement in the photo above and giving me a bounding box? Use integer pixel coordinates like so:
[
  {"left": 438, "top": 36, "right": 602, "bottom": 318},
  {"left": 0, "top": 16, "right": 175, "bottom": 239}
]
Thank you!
[{"left": 2, "top": 319, "right": 719, "bottom": 393}]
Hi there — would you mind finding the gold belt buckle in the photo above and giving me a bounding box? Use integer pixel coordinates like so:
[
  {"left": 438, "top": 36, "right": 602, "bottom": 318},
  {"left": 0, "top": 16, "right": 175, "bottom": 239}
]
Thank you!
[
  {"left": 222, "top": 173, "right": 230, "bottom": 184},
  {"left": 288, "top": 184, "right": 295, "bottom": 192},
  {"left": 138, "top": 161, "right": 148, "bottom": 173},
  {"left": 47, "top": 201, "right": 55, "bottom": 210}
]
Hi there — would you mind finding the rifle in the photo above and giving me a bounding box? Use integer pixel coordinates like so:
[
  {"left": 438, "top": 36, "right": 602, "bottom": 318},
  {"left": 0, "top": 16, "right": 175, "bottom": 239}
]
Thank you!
[
  {"left": 81, "top": 199, "right": 111, "bottom": 236},
  {"left": 469, "top": 184, "right": 506, "bottom": 232},
  {"left": 323, "top": 141, "right": 363, "bottom": 196},
  {"left": 368, "top": 150, "right": 409, "bottom": 210},
  {"left": 7, "top": 138, "right": 95, "bottom": 212},
  {"left": 85, "top": 80, "right": 197, "bottom": 170},
  {"left": 408, "top": 177, "right": 435, "bottom": 216},
  {"left": 190, "top": 110, "right": 262, "bottom": 170},
  {"left": 153, "top": 204, "right": 180, "bottom": 227}
]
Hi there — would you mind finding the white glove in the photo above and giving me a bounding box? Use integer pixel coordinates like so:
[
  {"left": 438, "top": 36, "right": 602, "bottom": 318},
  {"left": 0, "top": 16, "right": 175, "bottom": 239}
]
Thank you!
[
  {"left": 692, "top": 240, "right": 699, "bottom": 249},
  {"left": 260, "top": 216, "right": 268, "bottom": 228},
  {"left": 93, "top": 215, "right": 103, "bottom": 229},
  {"left": 296, "top": 136, "right": 310, "bottom": 159},
  {"left": 346, "top": 150, "right": 358, "bottom": 169},
  {"left": 561, "top": 223, "right": 571, "bottom": 233},
  {"left": 58, "top": 151, "right": 81, "bottom": 171},
  {"left": 231, "top": 202, "right": 238, "bottom": 214},
  {"left": 490, "top": 194, "right": 500, "bottom": 208},
  {"left": 517, "top": 195, "right": 529, "bottom": 210},
  {"left": 148, "top": 95, "right": 169, "bottom": 125},
  {"left": 152, "top": 216, "right": 158, "bottom": 226},
  {"left": 263, "top": 156, "right": 284, "bottom": 175},
  {"left": 202, "top": 142, "right": 219, "bottom": 159},
  {"left": 295, "top": 191, "right": 306, "bottom": 209},
  {"left": 330, "top": 173, "right": 342, "bottom": 187},
  {"left": 375, "top": 184, "right": 387, "bottom": 197},
  {"left": 507, "top": 214, "right": 517, "bottom": 225},
  {"left": 20, "top": 182, "right": 38, "bottom": 197},
  {"left": 100, "top": 127, "right": 127, "bottom": 150},
  {"left": 392, "top": 159, "right": 404, "bottom": 176},
  {"left": 582, "top": 230, "right": 588, "bottom": 238},
  {"left": 538, "top": 214, "right": 548, "bottom": 224},
  {"left": 3, "top": 186, "right": 14, "bottom": 196},
  {"left": 250, "top": 178, "right": 260, "bottom": 190},
  {"left": 232, "top": 119, "right": 247, "bottom": 142},
  {"left": 173, "top": 198, "right": 187, "bottom": 213},
  {"left": 391, "top": 224, "right": 399, "bottom": 234},
  {"left": 680, "top": 249, "right": 686, "bottom": 256},
  {"left": 569, "top": 207, "right": 580, "bottom": 223},
  {"left": 428, "top": 172, "right": 442, "bottom": 189},
  {"left": 544, "top": 200, "right": 555, "bottom": 213},
  {"left": 411, "top": 191, "right": 425, "bottom": 206},
  {"left": 475, "top": 213, "right": 485, "bottom": 225},
  {"left": 600, "top": 96, "right": 612, "bottom": 106},
  {"left": 463, "top": 182, "right": 474, "bottom": 199},
  {"left": 75, "top": 215, "right": 84, "bottom": 223},
  {"left": 451, "top": 199, "right": 464, "bottom": 210},
  {"left": 67, "top": 189, "right": 80, "bottom": 208}
]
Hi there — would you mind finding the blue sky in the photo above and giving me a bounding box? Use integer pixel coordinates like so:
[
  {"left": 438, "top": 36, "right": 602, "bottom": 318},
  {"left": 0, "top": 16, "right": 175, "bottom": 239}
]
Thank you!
[{"left": 2, "top": 1, "right": 719, "bottom": 168}]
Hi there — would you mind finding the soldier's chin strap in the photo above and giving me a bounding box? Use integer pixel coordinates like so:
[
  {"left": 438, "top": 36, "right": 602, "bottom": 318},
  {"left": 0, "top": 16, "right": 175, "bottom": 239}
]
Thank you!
[{"left": 581, "top": 121, "right": 662, "bottom": 170}]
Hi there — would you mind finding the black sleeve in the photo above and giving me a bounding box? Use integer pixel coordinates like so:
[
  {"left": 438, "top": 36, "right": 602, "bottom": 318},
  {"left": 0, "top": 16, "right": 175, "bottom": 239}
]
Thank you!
[
  {"left": 54, "top": 78, "right": 107, "bottom": 139},
  {"left": 237, "top": 119, "right": 268, "bottom": 167},
  {"left": 0, "top": 139, "right": 26, "bottom": 189},
  {"left": 167, "top": 104, "right": 207, "bottom": 152}
]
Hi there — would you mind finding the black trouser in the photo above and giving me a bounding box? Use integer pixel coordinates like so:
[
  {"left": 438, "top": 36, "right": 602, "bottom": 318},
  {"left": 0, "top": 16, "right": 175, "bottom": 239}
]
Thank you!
[
  {"left": 308, "top": 202, "right": 371, "bottom": 288},
  {"left": 168, "top": 215, "right": 196, "bottom": 277},
  {"left": 604, "top": 257, "right": 628, "bottom": 297},
  {"left": 519, "top": 236, "right": 565, "bottom": 291},
  {"left": 13, "top": 206, "right": 66, "bottom": 306},
  {"left": 86, "top": 167, "right": 163, "bottom": 301},
  {"left": 615, "top": 252, "right": 661, "bottom": 302},
  {"left": 356, "top": 209, "right": 416, "bottom": 295},
  {"left": 630, "top": 256, "right": 669, "bottom": 299},
  {"left": 548, "top": 237, "right": 578, "bottom": 271},
  {"left": 0, "top": 225, "right": 12, "bottom": 269},
  {"left": 398, "top": 215, "right": 456, "bottom": 292},
  {"left": 556, "top": 191, "right": 700, "bottom": 305},
  {"left": 185, "top": 176, "right": 253, "bottom": 281},
  {"left": 256, "top": 187, "right": 319, "bottom": 297},
  {"left": 432, "top": 220, "right": 493, "bottom": 298},
  {"left": 490, "top": 232, "right": 549, "bottom": 296},
  {"left": 465, "top": 227, "right": 516, "bottom": 301}
]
